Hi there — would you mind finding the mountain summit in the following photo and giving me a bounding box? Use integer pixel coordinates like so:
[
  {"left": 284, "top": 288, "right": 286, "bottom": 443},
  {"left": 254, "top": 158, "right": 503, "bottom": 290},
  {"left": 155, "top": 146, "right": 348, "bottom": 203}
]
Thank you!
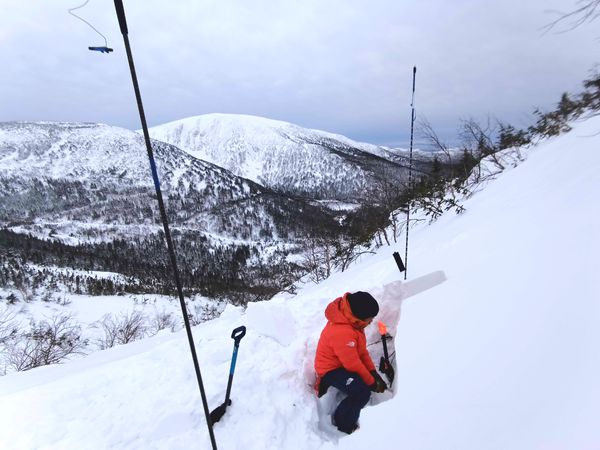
[{"left": 148, "top": 113, "right": 427, "bottom": 201}]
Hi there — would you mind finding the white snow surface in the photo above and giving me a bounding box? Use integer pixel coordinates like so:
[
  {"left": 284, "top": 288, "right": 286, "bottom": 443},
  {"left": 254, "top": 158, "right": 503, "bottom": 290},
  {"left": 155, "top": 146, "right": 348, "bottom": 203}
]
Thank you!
[{"left": 1, "top": 116, "right": 599, "bottom": 449}]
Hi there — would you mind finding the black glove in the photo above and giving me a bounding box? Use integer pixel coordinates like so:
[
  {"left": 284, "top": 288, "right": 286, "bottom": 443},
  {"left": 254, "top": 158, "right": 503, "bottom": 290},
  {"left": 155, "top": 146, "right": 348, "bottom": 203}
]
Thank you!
[{"left": 369, "top": 370, "right": 387, "bottom": 393}]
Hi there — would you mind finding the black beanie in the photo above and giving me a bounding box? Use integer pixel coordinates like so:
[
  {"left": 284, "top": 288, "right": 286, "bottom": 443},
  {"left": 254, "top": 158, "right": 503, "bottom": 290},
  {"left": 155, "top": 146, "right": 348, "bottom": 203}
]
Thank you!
[{"left": 347, "top": 291, "right": 379, "bottom": 320}]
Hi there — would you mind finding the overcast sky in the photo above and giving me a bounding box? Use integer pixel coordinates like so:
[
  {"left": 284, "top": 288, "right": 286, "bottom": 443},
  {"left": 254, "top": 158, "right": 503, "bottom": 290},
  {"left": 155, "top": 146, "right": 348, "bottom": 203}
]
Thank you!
[{"left": 1, "top": 0, "right": 598, "bottom": 146}]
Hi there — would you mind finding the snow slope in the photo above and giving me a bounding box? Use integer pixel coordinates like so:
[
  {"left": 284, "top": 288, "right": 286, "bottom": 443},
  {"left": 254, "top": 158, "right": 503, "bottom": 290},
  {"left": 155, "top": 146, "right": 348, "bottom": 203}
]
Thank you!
[{"left": 0, "top": 115, "right": 599, "bottom": 449}]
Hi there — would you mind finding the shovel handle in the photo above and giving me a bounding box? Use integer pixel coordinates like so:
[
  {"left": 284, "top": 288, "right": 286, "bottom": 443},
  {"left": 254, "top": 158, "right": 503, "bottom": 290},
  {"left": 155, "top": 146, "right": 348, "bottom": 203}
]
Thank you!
[{"left": 231, "top": 326, "right": 246, "bottom": 344}]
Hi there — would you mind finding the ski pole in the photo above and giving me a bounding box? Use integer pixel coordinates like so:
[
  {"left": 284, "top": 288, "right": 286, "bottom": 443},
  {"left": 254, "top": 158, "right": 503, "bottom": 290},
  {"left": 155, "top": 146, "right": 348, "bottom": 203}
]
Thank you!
[
  {"left": 404, "top": 66, "right": 417, "bottom": 280},
  {"left": 377, "top": 321, "right": 395, "bottom": 387},
  {"left": 210, "top": 326, "right": 247, "bottom": 423},
  {"left": 112, "top": 1, "right": 217, "bottom": 448}
]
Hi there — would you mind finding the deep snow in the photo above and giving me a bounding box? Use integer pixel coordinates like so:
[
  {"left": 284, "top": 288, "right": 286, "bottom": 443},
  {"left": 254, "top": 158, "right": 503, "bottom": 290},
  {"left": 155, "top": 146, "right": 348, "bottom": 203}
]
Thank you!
[{"left": 0, "top": 116, "right": 599, "bottom": 449}]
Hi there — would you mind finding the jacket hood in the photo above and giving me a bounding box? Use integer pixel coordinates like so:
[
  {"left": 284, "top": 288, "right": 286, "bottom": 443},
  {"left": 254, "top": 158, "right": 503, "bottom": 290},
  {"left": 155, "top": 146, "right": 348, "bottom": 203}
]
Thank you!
[{"left": 324, "top": 293, "right": 371, "bottom": 330}]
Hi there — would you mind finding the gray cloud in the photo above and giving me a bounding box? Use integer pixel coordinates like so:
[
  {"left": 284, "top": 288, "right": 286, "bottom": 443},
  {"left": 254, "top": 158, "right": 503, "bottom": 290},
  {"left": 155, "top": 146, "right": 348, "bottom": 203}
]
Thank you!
[{"left": 0, "top": 0, "right": 597, "bottom": 146}]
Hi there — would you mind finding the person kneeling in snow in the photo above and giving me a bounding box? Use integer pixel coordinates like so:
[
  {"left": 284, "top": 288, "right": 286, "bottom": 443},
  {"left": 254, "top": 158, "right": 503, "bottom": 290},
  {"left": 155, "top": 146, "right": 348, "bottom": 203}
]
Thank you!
[{"left": 314, "top": 291, "right": 387, "bottom": 434}]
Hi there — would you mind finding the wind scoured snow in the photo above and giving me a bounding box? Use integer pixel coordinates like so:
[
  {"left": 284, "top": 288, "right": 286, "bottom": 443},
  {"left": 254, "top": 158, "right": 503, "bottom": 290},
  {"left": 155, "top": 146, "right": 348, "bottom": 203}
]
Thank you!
[{"left": 1, "top": 116, "right": 599, "bottom": 449}]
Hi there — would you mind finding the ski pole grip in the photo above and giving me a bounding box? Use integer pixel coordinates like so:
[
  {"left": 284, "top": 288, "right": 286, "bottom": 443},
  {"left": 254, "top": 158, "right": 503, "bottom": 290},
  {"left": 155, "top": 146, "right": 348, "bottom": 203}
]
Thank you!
[
  {"left": 393, "top": 252, "right": 406, "bottom": 273},
  {"left": 231, "top": 326, "right": 246, "bottom": 344},
  {"left": 114, "top": 0, "right": 129, "bottom": 35},
  {"left": 412, "top": 66, "right": 417, "bottom": 90}
]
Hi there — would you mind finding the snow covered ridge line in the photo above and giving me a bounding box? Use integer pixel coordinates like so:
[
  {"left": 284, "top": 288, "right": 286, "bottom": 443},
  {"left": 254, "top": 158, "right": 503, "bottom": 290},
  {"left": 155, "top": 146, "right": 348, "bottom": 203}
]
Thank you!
[
  {"left": 147, "top": 112, "right": 390, "bottom": 154},
  {"left": 147, "top": 113, "right": 439, "bottom": 201},
  {"left": 0, "top": 120, "right": 345, "bottom": 286}
]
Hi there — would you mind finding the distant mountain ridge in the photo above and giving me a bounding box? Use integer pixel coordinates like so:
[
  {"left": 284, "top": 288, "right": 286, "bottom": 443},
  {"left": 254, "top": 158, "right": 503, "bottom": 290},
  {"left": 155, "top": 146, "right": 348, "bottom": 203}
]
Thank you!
[
  {"left": 148, "top": 113, "right": 434, "bottom": 201},
  {"left": 0, "top": 121, "right": 336, "bottom": 241},
  {"left": 0, "top": 121, "right": 345, "bottom": 301},
  {"left": 0, "top": 116, "right": 437, "bottom": 301}
]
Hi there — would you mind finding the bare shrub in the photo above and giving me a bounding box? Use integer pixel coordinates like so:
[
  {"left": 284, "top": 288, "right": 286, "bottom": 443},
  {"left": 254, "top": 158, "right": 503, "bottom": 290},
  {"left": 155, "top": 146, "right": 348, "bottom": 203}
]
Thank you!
[
  {"left": 16, "top": 284, "right": 34, "bottom": 303},
  {"left": 300, "top": 237, "right": 335, "bottom": 283},
  {"left": 0, "top": 308, "right": 18, "bottom": 345},
  {"left": 3, "top": 314, "right": 87, "bottom": 372},
  {"left": 544, "top": 1, "right": 600, "bottom": 32},
  {"left": 94, "top": 311, "right": 148, "bottom": 350},
  {"left": 460, "top": 117, "right": 504, "bottom": 171},
  {"left": 56, "top": 296, "right": 72, "bottom": 307},
  {"left": 419, "top": 117, "right": 455, "bottom": 166},
  {"left": 149, "top": 309, "right": 178, "bottom": 335},
  {"left": 39, "top": 291, "right": 71, "bottom": 306},
  {"left": 188, "top": 303, "right": 221, "bottom": 326}
]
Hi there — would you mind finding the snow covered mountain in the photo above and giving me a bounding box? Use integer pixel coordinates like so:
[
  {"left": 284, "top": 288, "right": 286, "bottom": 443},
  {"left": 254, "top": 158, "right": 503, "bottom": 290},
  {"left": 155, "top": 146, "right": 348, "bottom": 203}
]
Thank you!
[
  {"left": 0, "top": 121, "right": 335, "bottom": 240},
  {"left": 1, "top": 115, "right": 597, "bottom": 449},
  {"left": 0, "top": 121, "right": 341, "bottom": 301},
  {"left": 148, "top": 113, "right": 433, "bottom": 201}
]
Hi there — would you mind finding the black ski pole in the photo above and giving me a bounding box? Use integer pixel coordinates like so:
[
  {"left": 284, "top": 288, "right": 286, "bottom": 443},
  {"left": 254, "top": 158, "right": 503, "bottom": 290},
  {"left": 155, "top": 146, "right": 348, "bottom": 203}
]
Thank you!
[
  {"left": 210, "top": 326, "right": 247, "bottom": 423},
  {"left": 112, "top": 2, "right": 217, "bottom": 448},
  {"left": 404, "top": 66, "right": 417, "bottom": 281}
]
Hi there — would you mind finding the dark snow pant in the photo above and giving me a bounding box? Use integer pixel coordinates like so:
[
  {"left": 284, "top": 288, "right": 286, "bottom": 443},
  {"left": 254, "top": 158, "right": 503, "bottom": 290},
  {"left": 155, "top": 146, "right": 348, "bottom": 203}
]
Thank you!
[{"left": 321, "top": 368, "right": 371, "bottom": 433}]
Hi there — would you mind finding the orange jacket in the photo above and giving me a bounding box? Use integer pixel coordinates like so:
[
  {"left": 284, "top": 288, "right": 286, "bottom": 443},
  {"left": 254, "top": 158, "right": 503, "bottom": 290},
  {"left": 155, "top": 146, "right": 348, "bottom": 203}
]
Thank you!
[{"left": 314, "top": 293, "right": 376, "bottom": 388}]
